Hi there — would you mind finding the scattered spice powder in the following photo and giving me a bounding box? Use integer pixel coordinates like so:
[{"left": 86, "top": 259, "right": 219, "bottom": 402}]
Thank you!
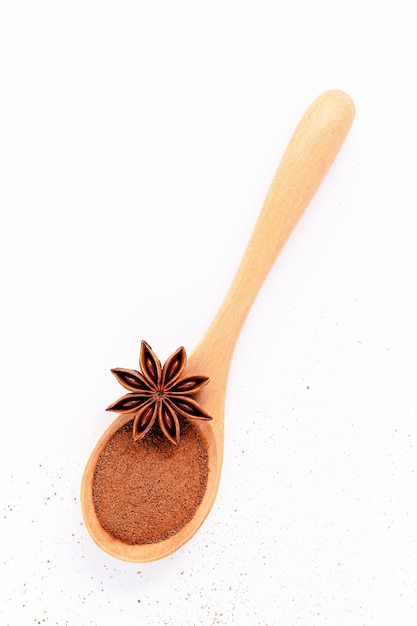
[{"left": 92, "top": 418, "right": 208, "bottom": 545}]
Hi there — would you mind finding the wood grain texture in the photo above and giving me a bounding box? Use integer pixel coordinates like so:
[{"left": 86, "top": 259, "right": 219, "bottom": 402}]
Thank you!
[{"left": 81, "top": 89, "right": 355, "bottom": 562}]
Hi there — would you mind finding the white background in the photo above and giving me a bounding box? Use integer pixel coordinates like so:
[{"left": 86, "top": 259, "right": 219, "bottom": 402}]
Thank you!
[{"left": 1, "top": 1, "right": 416, "bottom": 625}]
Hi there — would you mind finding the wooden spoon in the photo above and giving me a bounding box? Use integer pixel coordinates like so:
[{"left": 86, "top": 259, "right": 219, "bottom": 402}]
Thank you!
[{"left": 81, "top": 89, "right": 355, "bottom": 562}]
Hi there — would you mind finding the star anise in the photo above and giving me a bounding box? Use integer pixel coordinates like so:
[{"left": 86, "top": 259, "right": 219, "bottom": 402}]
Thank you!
[{"left": 106, "top": 340, "right": 212, "bottom": 445}]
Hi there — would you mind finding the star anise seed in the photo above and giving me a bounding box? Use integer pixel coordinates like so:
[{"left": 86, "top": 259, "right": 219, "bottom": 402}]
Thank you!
[{"left": 106, "top": 340, "right": 212, "bottom": 444}]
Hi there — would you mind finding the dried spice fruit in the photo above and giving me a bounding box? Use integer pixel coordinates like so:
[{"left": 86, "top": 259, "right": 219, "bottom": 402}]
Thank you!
[{"left": 106, "top": 340, "right": 212, "bottom": 444}]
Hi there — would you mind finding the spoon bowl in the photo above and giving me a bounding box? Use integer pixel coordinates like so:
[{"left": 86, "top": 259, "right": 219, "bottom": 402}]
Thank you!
[{"left": 81, "top": 89, "right": 355, "bottom": 562}]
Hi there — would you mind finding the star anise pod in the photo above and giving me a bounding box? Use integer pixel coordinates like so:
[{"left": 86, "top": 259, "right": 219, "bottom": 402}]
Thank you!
[{"left": 106, "top": 340, "right": 212, "bottom": 445}]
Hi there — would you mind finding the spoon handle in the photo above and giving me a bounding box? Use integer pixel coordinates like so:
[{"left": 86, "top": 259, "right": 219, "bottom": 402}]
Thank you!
[{"left": 195, "top": 90, "right": 355, "bottom": 373}]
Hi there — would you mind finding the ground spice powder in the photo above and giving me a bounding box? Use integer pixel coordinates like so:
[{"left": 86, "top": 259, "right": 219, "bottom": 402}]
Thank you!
[{"left": 92, "top": 418, "right": 208, "bottom": 545}]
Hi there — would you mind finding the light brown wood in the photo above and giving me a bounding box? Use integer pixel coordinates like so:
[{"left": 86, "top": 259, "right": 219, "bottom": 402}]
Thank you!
[{"left": 81, "top": 89, "right": 355, "bottom": 562}]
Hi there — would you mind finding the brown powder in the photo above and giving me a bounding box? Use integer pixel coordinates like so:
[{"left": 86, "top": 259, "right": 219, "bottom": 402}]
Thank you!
[{"left": 92, "top": 418, "right": 208, "bottom": 545}]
